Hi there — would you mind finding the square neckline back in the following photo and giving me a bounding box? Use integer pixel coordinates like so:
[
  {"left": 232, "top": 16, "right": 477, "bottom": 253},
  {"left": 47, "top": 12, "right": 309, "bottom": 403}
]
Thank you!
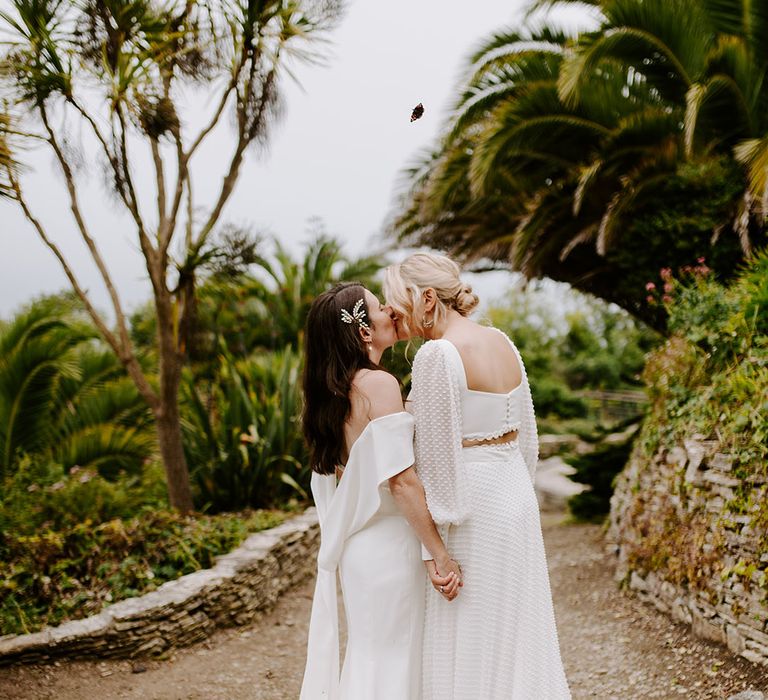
[{"left": 435, "top": 329, "right": 524, "bottom": 397}]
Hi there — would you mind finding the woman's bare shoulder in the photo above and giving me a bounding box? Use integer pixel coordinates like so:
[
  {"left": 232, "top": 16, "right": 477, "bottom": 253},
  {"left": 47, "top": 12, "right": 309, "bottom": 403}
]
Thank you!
[
  {"left": 354, "top": 369, "right": 399, "bottom": 393},
  {"left": 352, "top": 370, "right": 403, "bottom": 419}
]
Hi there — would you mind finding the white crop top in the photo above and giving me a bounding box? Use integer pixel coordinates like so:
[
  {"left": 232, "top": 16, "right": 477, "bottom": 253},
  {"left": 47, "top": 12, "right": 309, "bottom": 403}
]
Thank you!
[
  {"left": 445, "top": 337, "right": 525, "bottom": 441},
  {"left": 408, "top": 327, "right": 539, "bottom": 525}
]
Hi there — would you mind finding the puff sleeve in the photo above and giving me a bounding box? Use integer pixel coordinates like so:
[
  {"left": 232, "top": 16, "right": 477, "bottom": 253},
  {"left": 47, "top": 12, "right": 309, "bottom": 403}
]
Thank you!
[
  {"left": 410, "top": 340, "right": 469, "bottom": 527},
  {"left": 505, "top": 334, "right": 539, "bottom": 483}
]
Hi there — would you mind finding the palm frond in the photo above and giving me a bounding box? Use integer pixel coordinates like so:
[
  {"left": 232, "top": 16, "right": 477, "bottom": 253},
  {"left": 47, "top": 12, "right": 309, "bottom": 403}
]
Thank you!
[
  {"left": 701, "top": 0, "right": 768, "bottom": 57},
  {"left": 596, "top": 171, "right": 669, "bottom": 254},
  {"left": 685, "top": 76, "right": 752, "bottom": 156},
  {"left": 559, "top": 16, "right": 709, "bottom": 108},
  {"left": 0, "top": 297, "right": 152, "bottom": 476},
  {"left": 524, "top": 0, "right": 602, "bottom": 20},
  {"left": 54, "top": 423, "right": 155, "bottom": 476},
  {"left": 734, "top": 135, "right": 768, "bottom": 210},
  {"left": 468, "top": 105, "right": 609, "bottom": 196},
  {"left": 574, "top": 159, "right": 603, "bottom": 214}
]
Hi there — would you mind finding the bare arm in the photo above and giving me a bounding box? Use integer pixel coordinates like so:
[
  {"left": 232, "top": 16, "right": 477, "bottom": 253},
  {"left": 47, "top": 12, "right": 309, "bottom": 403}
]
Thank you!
[
  {"left": 388, "top": 468, "right": 463, "bottom": 600},
  {"left": 389, "top": 467, "right": 449, "bottom": 566},
  {"left": 357, "top": 370, "right": 463, "bottom": 599}
]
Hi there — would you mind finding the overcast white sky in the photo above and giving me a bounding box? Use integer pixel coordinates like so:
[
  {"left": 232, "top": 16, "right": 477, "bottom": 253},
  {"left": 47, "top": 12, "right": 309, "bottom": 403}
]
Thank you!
[{"left": 0, "top": 0, "right": 594, "bottom": 320}]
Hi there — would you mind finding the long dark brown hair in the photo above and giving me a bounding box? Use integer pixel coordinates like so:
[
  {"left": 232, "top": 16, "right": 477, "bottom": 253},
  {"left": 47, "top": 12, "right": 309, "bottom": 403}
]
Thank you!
[{"left": 302, "top": 283, "right": 383, "bottom": 475}]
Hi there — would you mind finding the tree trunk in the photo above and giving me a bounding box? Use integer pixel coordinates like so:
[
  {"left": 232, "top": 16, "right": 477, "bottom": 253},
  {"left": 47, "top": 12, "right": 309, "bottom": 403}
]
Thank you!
[
  {"left": 155, "top": 284, "right": 195, "bottom": 514},
  {"left": 155, "top": 388, "right": 194, "bottom": 514}
]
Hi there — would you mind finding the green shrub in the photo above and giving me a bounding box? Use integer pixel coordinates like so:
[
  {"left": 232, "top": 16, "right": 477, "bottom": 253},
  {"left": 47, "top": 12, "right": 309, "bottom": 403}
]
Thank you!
[
  {"left": 485, "top": 281, "right": 654, "bottom": 424},
  {"left": 641, "top": 250, "right": 768, "bottom": 466},
  {"left": 566, "top": 425, "right": 639, "bottom": 522},
  {"left": 532, "top": 376, "right": 589, "bottom": 419},
  {"left": 0, "top": 455, "right": 168, "bottom": 537},
  {"left": 737, "top": 248, "right": 768, "bottom": 338},
  {"left": 664, "top": 267, "right": 741, "bottom": 366},
  {"left": 0, "top": 507, "right": 289, "bottom": 636}
]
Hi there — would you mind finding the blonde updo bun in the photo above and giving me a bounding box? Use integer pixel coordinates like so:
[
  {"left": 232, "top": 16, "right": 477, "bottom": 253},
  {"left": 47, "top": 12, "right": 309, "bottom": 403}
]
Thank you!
[
  {"left": 383, "top": 252, "right": 480, "bottom": 337},
  {"left": 454, "top": 284, "right": 480, "bottom": 315}
]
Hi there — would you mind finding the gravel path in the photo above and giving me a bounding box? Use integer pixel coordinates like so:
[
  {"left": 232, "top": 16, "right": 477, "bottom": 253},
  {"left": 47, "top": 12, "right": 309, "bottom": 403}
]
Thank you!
[{"left": 2, "top": 516, "right": 766, "bottom": 699}]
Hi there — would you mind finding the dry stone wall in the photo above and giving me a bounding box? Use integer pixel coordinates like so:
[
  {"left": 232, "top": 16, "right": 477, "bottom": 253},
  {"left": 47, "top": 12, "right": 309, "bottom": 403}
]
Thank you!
[
  {"left": 608, "top": 436, "right": 768, "bottom": 667},
  {"left": 0, "top": 509, "right": 319, "bottom": 666}
]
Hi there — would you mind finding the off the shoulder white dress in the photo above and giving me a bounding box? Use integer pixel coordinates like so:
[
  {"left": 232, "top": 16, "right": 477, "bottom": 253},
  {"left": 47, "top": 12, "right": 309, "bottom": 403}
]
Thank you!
[
  {"left": 410, "top": 329, "right": 571, "bottom": 700},
  {"left": 300, "top": 412, "right": 424, "bottom": 700}
]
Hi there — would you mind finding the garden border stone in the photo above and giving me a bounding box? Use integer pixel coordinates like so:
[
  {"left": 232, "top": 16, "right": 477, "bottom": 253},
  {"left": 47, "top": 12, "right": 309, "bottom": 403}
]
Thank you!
[{"left": 0, "top": 508, "right": 320, "bottom": 666}]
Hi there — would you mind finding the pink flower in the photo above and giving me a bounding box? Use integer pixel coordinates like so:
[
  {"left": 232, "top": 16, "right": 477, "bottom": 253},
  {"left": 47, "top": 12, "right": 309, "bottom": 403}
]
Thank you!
[
  {"left": 645, "top": 282, "right": 656, "bottom": 291},
  {"left": 697, "top": 256, "right": 706, "bottom": 264},
  {"left": 663, "top": 282, "right": 673, "bottom": 293},
  {"left": 646, "top": 295, "right": 655, "bottom": 304},
  {"left": 660, "top": 267, "right": 672, "bottom": 281},
  {"left": 662, "top": 294, "right": 672, "bottom": 304}
]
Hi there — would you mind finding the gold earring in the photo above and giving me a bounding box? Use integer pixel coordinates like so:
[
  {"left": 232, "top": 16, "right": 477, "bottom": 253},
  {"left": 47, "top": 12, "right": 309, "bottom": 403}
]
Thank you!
[{"left": 422, "top": 313, "right": 434, "bottom": 328}]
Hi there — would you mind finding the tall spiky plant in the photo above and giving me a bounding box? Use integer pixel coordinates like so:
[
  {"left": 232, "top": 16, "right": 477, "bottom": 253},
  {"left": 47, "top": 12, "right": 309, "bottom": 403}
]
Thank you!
[{"left": 181, "top": 342, "right": 306, "bottom": 512}]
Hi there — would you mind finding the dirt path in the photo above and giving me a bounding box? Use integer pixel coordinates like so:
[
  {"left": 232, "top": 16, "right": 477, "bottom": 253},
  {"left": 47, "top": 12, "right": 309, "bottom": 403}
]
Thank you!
[{"left": 2, "top": 517, "right": 766, "bottom": 699}]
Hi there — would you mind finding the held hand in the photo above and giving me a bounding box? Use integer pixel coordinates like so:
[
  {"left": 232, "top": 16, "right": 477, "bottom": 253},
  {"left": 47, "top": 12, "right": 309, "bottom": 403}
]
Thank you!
[
  {"left": 425, "top": 560, "right": 458, "bottom": 601},
  {"left": 436, "top": 555, "right": 463, "bottom": 585},
  {"left": 425, "top": 558, "right": 463, "bottom": 601}
]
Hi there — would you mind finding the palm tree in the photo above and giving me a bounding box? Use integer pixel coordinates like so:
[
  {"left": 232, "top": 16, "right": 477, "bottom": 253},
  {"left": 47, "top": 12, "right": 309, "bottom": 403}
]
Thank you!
[
  {"left": 0, "top": 296, "right": 154, "bottom": 479},
  {"left": 558, "top": 0, "right": 768, "bottom": 246},
  {"left": 53, "top": 344, "right": 155, "bottom": 478},
  {"left": 394, "top": 2, "right": 767, "bottom": 327},
  {"left": 396, "top": 26, "right": 685, "bottom": 322},
  {"left": 0, "top": 0, "right": 343, "bottom": 512},
  {"left": 130, "top": 234, "right": 383, "bottom": 362}
]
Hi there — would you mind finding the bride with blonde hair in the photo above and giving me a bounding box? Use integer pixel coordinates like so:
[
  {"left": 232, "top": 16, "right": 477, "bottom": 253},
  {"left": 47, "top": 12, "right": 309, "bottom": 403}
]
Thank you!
[{"left": 384, "top": 252, "right": 571, "bottom": 699}]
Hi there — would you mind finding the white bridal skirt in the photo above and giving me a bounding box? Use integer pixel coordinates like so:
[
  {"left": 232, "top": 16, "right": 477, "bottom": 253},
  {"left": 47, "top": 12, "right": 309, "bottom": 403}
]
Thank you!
[
  {"left": 422, "top": 441, "right": 571, "bottom": 700},
  {"left": 301, "top": 412, "right": 424, "bottom": 700},
  {"left": 338, "top": 494, "right": 424, "bottom": 699}
]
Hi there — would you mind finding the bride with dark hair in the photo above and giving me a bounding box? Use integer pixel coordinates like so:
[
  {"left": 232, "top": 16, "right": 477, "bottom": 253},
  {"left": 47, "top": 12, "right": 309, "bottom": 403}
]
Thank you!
[{"left": 299, "top": 282, "right": 461, "bottom": 700}]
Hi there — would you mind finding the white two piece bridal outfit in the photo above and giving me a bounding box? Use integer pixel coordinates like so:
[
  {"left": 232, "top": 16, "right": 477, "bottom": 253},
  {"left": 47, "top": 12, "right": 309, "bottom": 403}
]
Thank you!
[
  {"left": 410, "top": 328, "right": 571, "bottom": 700},
  {"left": 300, "top": 411, "right": 424, "bottom": 700}
]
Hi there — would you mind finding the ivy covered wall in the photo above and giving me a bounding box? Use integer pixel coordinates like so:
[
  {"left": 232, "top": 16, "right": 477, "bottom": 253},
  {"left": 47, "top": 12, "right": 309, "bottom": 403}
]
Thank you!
[{"left": 607, "top": 252, "right": 768, "bottom": 666}]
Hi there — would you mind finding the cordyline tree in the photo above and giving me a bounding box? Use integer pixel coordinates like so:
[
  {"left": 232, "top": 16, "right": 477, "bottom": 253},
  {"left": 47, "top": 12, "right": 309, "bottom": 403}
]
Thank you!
[{"left": 0, "top": 0, "right": 342, "bottom": 513}]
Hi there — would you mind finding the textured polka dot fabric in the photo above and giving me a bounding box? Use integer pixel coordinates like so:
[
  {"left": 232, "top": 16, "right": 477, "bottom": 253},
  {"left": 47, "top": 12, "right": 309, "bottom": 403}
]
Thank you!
[
  {"left": 411, "top": 340, "right": 470, "bottom": 525},
  {"left": 410, "top": 331, "right": 571, "bottom": 699}
]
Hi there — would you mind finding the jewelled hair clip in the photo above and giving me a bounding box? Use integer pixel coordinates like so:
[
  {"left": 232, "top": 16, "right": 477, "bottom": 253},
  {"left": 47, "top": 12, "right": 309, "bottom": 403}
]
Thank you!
[{"left": 340, "top": 298, "right": 371, "bottom": 332}]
